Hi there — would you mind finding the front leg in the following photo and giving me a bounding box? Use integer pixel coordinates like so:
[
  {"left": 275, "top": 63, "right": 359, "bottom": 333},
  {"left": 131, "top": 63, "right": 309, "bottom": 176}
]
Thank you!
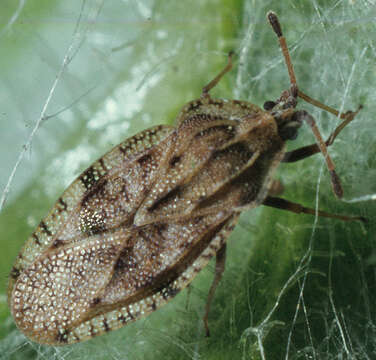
[{"left": 283, "top": 106, "right": 362, "bottom": 163}]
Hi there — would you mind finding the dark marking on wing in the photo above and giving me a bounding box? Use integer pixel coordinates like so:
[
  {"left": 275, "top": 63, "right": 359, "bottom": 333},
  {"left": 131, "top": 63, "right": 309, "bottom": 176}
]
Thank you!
[
  {"left": 118, "top": 315, "right": 126, "bottom": 324},
  {"left": 10, "top": 266, "right": 20, "bottom": 279},
  {"left": 58, "top": 198, "right": 68, "bottom": 212},
  {"left": 194, "top": 113, "right": 210, "bottom": 121},
  {"left": 72, "top": 333, "right": 81, "bottom": 342},
  {"left": 40, "top": 221, "right": 52, "bottom": 236},
  {"left": 147, "top": 186, "right": 181, "bottom": 212},
  {"left": 169, "top": 155, "right": 181, "bottom": 167},
  {"left": 155, "top": 223, "right": 167, "bottom": 236},
  {"left": 99, "top": 158, "right": 107, "bottom": 171},
  {"left": 119, "top": 145, "right": 129, "bottom": 156},
  {"left": 80, "top": 166, "right": 97, "bottom": 190},
  {"left": 127, "top": 310, "right": 135, "bottom": 320},
  {"left": 87, "top": 223, "right": 107, "bottom": 236},
  {"left": 137, "top": 154, "right": 152, "bottom": 166},
  {"left": 81, "top": 179, "right": 108, "bottom": 206},
  {"left": 193, "top": 216, "right": 203, "bottom": 225},
  {"left": 161, "top": 284, "right": 180, "bottom": 300},
  {"left": 114, "top": 247, "right": 134, "bottom": 271},
  {"left": 32, "top": 234, "right": 41, "bottom": 246},
  {"left": 56, "top": 330, "right": 69, "bottom": 344},
  {"left": 89, "top": 324, "right": 96, "bottom": 338},
  {"left": 91, "top": 297, "right": 101, "bottom": 307},
  {"left": 52, "top": 239, "right": 64, "bottom": 248},
  {"left": 103, "top": 319, "right": 110, "bottom": 332}
]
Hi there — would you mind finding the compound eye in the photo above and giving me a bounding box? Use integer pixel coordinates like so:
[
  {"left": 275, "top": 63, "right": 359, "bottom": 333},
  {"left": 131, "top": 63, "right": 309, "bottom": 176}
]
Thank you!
[
  {"left": 263, "top": 100, "right": 277, "bottom": 110},
  {"left": 279, "top": 113, "right": 303, "bottom": 141}
]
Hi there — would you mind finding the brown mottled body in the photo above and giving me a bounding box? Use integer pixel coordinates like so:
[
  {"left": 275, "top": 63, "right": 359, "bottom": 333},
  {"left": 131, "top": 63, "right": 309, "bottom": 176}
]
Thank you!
[
  {"left": 9, "top": 96, "right": 284, "bottom": 345},
  {"left": 8, "top": 12, "right": 363, "bottom": 345}
]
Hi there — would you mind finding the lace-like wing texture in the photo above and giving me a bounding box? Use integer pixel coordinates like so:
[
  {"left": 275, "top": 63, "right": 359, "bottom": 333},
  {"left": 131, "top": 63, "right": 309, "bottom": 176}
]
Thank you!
[{"left": 9, "top": 98, "right": 285, "bottom": 345}]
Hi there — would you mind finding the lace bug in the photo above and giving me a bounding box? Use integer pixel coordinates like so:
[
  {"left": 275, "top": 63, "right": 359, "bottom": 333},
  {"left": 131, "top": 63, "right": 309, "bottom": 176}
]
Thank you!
[{"left": 8, "top": 11, "right": 364, "bottom": 345}]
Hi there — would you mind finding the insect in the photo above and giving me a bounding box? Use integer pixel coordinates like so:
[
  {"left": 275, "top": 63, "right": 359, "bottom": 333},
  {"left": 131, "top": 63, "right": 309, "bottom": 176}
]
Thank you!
[{"left": 8, "top": 12, "right": 365, "bottom": 345}]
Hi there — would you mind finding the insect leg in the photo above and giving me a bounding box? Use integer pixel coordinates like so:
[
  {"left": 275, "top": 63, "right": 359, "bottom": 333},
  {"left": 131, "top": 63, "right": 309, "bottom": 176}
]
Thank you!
[
  {"left": 283, "top": 105, "right": 362, "bottom": 163},
  {"left": 297, "top": 91, "right": 362, "bottom": 119},
  {"left": 263, "top": 196, "right": 366, "bottom": 223},
  {"left": 202, "top": 52, "right": 233, "bottom": 96},
  {"left": 287, "top": 111, "right": 345, "bottom": 197},
  {"left": 203, "top": 243, "right": 227, "bottom": 337},
  {"left": 267, "top": 12, "right": 362, "bottom": 119}
]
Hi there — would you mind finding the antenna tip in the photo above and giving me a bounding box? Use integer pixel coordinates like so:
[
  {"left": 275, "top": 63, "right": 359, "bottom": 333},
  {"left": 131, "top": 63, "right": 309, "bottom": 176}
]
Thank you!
[
  {"left": 330, "top": 170, "right": 344, "bottom": 198},
  {"left": 267, "top": 11, "right": 283, "bottom": 37}
]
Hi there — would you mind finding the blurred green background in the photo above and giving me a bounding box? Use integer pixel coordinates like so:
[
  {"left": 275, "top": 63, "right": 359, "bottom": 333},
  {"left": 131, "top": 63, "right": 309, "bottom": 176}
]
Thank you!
[{"left": 1, "top": 0, "right": 375, "bottom": 359}]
